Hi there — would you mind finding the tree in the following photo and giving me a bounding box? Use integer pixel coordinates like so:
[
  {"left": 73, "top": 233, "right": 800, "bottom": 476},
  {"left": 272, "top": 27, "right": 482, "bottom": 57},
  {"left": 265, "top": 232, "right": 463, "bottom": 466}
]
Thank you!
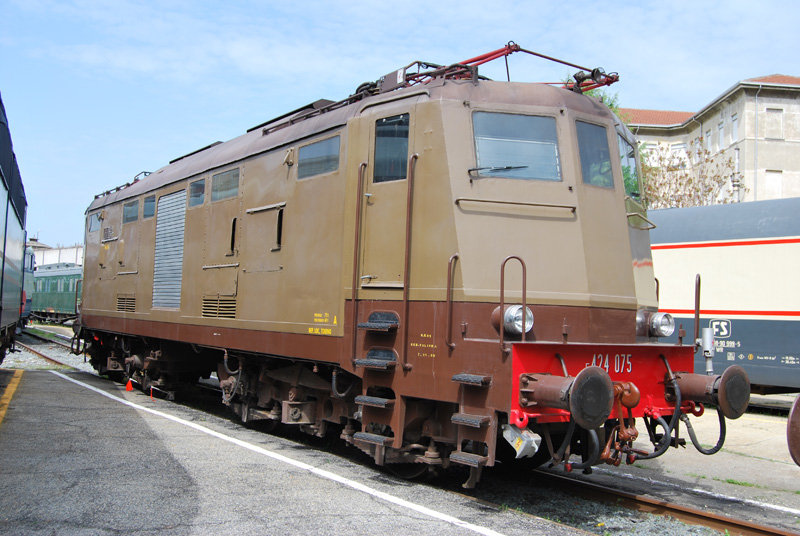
[{"left": 640, "top": 139, "right": 744, "bottom": 209}]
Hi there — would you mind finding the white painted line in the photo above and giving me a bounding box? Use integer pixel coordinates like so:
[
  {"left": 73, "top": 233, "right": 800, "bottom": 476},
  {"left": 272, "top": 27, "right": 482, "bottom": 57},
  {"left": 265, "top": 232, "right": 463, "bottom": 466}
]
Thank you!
[
  {"left": 594, "top": 467, "right": 800, "bottom": 516},
  {"left": 51, "top": 371, "right": 508, "bottom": 536}
]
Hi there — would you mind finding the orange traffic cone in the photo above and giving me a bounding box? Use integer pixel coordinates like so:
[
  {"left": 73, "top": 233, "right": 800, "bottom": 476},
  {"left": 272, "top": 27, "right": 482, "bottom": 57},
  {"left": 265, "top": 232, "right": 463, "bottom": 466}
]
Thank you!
[{"left": 125, "top": 380, "right": 133, "bottom": 391}]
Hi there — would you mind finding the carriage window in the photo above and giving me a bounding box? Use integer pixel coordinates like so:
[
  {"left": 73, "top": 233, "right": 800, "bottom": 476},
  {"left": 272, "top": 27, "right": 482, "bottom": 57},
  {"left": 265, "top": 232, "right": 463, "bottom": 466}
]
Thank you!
[
  {"left": 577, "top": 121, "right": 613, "bottom": 188},
  {"left": 472, "top": 112, "right": 561, "bottom": 181},
  {"left": 143, "top": 195, "right": 156, "bottom": 218},
  {"left": 212, "top": 169, "right": 239, "bottom": 202},
  {"left": 88, "top": 213, "right": 101, "bottom": 232},
  {"left": 123, "top": 200, "right": 139, "bottom": 223},
  {"left": 618, "top": 135, "right": 640, "bottom": 199},
  {"left": 374, "top": 114, "right": 409, "bottom": 183},
  {"left": 298, "top": 136, "right": 340, "bottom": 179},
  {"left": 189, "top": 179, "right": 205, "bottom": 207}
]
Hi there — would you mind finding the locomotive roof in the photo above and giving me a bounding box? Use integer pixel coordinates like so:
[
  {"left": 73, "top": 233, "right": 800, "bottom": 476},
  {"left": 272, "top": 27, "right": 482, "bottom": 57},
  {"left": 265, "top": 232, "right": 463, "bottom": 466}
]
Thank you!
[{"left": 87, "top": 79, "right": 612, "bottom": 213}]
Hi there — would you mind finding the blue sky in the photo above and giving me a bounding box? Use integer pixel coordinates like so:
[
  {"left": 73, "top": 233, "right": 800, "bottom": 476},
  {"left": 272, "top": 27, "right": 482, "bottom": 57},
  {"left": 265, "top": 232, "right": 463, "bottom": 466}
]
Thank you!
[{"left": 1, "top": 0, "right": 798, "bottom": 247}]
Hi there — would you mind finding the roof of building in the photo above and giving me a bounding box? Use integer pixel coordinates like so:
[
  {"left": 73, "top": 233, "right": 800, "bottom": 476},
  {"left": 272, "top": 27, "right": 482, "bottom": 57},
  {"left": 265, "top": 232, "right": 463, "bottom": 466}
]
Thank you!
[
  {"left": 618, "top": 108, "right": 694, "bottom": 126},
  {"left": 623, "top": 74, "right": 800, "bottom": 128},
  {"left": 744, "top": 74, "right": 800, "bottom": 86}
]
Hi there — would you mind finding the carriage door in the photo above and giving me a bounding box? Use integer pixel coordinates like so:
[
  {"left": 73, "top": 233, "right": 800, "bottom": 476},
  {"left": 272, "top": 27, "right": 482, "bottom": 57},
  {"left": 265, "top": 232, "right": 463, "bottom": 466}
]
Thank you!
[{"left": 359, "top": 111, "right": 415, "bottom": 292}]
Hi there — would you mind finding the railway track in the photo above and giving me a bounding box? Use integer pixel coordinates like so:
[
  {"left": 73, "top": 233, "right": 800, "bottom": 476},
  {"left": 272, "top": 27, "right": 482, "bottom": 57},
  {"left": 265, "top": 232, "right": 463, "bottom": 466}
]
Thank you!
[
  {"left": 531, "top": 470, "right": 796, "bottom": 536},
  {"left": 22, "top": 328, "right": 73, "bottom": 350},
  {"left": 15, "top": 340, "right": 74, "bottom": 369}
]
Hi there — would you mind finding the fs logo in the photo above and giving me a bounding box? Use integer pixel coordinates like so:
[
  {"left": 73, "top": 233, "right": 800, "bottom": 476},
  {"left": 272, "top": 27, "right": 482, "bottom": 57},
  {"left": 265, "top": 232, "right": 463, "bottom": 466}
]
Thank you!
[{"left": 709, "top": 319, "right": 732, "bottom": 339}]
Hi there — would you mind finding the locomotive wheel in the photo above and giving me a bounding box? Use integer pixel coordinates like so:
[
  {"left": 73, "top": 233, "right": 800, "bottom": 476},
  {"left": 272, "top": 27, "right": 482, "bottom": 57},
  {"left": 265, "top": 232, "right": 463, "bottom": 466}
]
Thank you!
[
  {"left": 388, "top": 463, "right": 430, "bottom": 480},
  {"left": 105, "top": 371, "right": 127, "bottom": 383},
  {"left": 788, "top": 395, "right": 800, "bottom": 467}
]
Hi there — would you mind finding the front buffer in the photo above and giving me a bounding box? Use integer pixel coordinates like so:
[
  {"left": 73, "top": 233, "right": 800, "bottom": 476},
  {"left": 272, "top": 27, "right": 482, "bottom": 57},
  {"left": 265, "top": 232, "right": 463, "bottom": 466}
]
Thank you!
[{"left": 508, "top": 342, "right": 750, "bottom": 469}]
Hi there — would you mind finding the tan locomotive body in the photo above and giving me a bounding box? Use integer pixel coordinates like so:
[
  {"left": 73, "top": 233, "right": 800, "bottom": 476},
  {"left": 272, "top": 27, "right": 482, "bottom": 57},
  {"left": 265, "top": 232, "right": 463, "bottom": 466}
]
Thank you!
[{"left": 77, "top": 46, "right": 750, "bottom": 483}]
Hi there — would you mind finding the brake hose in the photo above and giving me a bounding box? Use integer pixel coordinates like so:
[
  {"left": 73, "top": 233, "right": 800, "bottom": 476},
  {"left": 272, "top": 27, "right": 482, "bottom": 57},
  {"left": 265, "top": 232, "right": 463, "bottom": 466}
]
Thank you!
[
  {"left": 565, "top": 428, "right": 600, "bottom": 470},
  {"left": 637, "top": 372, "right": 683, "bottom": 460},
  {"left": 221, "top": 350, "right": 241, "bottom": 404},
  {"left": 681, "top": 406, "right": 726, "bottom": 455},
  {"left": 331, "top": 369, "right": 354, "bottom": 399}
]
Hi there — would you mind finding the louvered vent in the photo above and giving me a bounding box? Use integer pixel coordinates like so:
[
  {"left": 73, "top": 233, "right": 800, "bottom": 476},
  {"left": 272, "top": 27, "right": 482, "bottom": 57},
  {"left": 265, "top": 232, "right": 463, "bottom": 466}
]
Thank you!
[
  {"left": 103, "top": 226, "right": 114, "bottom": 241},
  {"left": 202, "top": 297, "right": 237, "bottom": 319},
  {"left": 117, "top": 295, "right": 135, "bottom": 312}
]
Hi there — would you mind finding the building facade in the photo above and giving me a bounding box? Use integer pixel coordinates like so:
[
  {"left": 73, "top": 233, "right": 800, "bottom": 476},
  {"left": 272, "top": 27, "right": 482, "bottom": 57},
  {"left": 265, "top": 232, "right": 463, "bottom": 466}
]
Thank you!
[{"left": 621, "top": 75, "right": 800, "bottom": 202}]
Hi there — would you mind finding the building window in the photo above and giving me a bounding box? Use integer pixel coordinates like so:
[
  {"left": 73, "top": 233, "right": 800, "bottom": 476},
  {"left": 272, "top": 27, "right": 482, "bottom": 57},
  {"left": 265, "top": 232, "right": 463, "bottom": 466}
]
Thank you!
[
  {"left": 765, "top": 108, "right": 783, "bottom": 139},
  {"left": 189, "top": 179, "right": 205, "bottom": 207},
  {"left": 718, "top": 122, "right": 724, "bottom": 150},
  {"left": 123, "top": 200, "right": 139, "bottom": 224},
  {"left": 705, "top": 130, "right": 711, "bottom": 152},
  {"left": 298, "top": 136, "right": 340, "bottom": 179},
  {"left": 143, "top": 195, "right": 155, "bottom": 219},
  {"left": 731, "top": 113, "right": 738, "bottom": 144},
  {"left": 765, "top": 170, "right": 783, "bottom": 199},
  {"left": 212, "top": 169, "right": 239, "bottom": 202}
]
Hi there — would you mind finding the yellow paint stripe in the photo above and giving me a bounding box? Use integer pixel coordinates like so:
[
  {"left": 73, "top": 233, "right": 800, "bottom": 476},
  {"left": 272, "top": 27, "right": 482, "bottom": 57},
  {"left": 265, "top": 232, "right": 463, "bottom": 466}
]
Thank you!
[{"left": 0, "top": 370, "right": 23, "bottom": 427}]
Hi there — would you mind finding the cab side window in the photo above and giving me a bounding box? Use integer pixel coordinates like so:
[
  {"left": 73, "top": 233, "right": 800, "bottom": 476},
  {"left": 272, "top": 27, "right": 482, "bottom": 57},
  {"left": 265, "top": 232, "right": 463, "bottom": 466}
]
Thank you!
[
  {"left": 576, "top": 121, "right": 613, "bottom": 189},
  {"left": 374, "top": 114, "right": 409, "bottom": 183}
]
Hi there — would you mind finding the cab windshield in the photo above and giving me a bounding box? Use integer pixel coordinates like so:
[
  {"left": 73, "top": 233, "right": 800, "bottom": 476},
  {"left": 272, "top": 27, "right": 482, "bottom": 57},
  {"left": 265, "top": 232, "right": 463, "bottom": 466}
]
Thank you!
[{"left": 472, "top": 112, "right": 561, "bottom": 181}]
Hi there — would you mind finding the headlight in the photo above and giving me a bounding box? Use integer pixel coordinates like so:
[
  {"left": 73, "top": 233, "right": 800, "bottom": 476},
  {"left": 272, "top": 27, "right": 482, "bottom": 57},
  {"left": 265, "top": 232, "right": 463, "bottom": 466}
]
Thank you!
[
  {"left": 503, "top": 305, "right": 534, "bottom": 335},
  {"left": 649, "top": 312, "right": 675, "bottom": 338}
]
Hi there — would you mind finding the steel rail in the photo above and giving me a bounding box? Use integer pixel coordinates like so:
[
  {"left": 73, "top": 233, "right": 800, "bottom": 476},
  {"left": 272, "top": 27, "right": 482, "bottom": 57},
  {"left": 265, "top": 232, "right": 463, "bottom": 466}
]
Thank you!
[
  {"left": 16, "top": 341, "right": 75, "bottom": 369},
  {"left": 22, "top": 329, "right": 73, "bottom": 350},
  {"left": 536, "top": 470, "right": 794, "bottom": 536}
]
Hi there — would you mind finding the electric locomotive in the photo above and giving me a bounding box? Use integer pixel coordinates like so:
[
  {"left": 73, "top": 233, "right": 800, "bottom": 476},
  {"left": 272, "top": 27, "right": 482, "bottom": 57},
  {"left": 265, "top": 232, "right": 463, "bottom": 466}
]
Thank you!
[{"left": 73, "top": 44, "right": 750, "bottom": 485}]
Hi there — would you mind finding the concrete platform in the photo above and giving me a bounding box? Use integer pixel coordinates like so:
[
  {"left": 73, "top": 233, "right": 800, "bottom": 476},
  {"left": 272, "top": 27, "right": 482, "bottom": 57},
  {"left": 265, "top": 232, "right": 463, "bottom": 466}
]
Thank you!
[{"left": 0, "top": 370, "right": 585, "bottom": 536}]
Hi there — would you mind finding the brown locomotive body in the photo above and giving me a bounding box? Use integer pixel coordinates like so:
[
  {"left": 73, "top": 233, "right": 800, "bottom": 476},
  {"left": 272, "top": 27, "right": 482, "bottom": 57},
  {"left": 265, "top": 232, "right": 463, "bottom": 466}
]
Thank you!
[{"left": 76, "top": 46, "right": 750, "bottom": 484}]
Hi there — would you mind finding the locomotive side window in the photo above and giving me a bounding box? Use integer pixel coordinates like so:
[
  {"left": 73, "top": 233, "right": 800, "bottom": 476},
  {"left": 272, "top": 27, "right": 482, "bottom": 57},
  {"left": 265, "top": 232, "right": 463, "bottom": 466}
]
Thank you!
[
  {"left": 618, "top": 135, "right": 640, "bottom": 199},
  {"left": 88, "top": 213, "right": 101, "bottom": 232},
  {"left": 143, "top": 195, "right": 156, "bottom": 219},
  {"left": 123, "top": 200, "right": 139, "bottom": 223},
  {"left": 576, "top": 121, "right": 613, "bottom": 189},
  {"left": 189, "top": 179, "right": 205, "bottom": 207},
  {"left": 212, "top": 168, "right": 239, "bottom": 202},
  {"left": 374, "top": 114, "right": 409, "bottom": 183},
  {"left": 472, "top": 112, "right": 561, "bottom": 181},
  {"left": 298, "top": 135, "right": 340, "bottom": 179}
]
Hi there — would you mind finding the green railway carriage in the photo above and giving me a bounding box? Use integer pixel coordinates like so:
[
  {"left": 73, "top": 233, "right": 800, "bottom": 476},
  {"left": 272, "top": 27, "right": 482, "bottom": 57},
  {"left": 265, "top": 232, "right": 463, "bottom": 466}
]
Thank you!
[{"left": 32, "top": 263, "right": 82, "bottom": 322}]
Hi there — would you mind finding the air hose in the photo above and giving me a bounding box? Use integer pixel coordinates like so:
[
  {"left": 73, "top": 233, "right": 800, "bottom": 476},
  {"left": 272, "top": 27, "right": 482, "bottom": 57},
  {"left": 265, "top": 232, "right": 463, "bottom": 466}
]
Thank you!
[
  {"left": 681, "top": 406, "right": 726, "bottom": 455},
  {"left": 637, "top": 369, "right": 683, "bottom": 460}
]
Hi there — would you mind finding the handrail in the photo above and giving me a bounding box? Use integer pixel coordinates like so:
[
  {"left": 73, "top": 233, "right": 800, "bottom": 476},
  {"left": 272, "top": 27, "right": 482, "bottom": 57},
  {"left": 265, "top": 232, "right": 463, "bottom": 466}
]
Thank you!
[
  {"left": 401, "top": 153, "right": 420, "bottom": 370},
  {"left": 455, "top": 197, "right": 576, "bottom": 213},
  {"left": 626, "top": 211, "right": 656, "bottom": 230},
  {"left": 74, "top": 278, "right": 83, "bottom": 315},
  {"left": 445, "top": 253, "right": 459, "bottom": 350},
  {"left": 246, "top": 201, "right": 286, "bottom": 214},
  {"left": 499, "top": 255, "right": 528, "bottom": 356},
  {"left": 350, "top": 162, "right": 368, "bottom": 361}
]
